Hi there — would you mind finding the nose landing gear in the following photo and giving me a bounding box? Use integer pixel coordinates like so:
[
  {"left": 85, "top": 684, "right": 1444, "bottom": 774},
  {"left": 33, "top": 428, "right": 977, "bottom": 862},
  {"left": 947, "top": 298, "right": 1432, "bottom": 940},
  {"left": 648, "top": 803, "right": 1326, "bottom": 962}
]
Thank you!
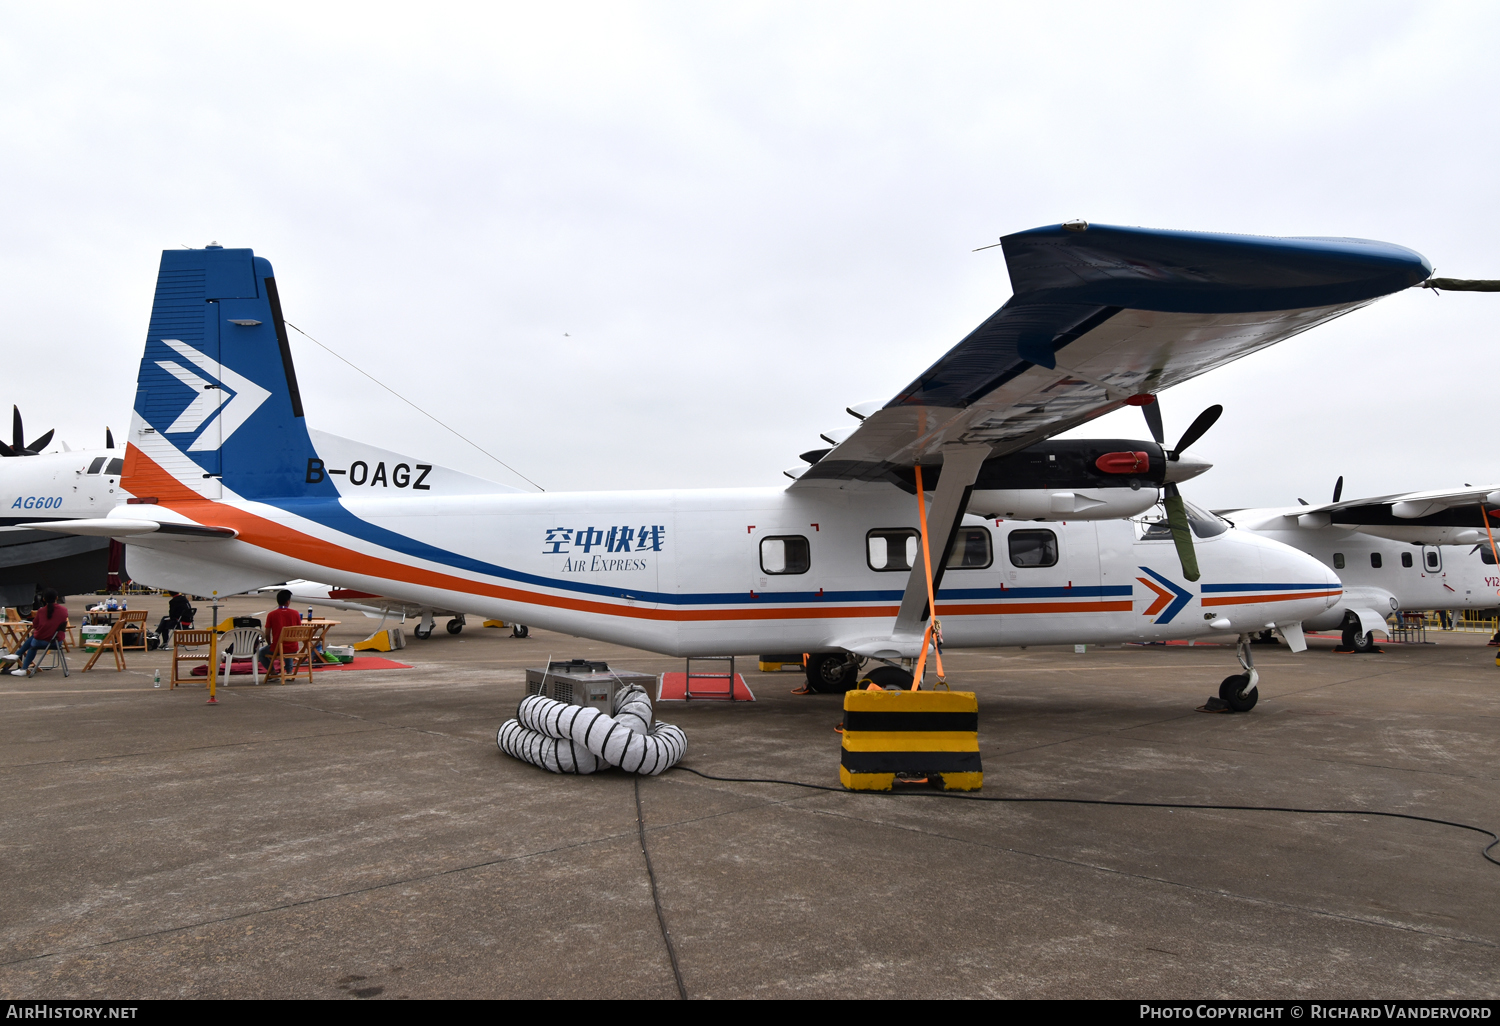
[{"left": 1210, "top": 634, "right": 1260, "bottom": 712}]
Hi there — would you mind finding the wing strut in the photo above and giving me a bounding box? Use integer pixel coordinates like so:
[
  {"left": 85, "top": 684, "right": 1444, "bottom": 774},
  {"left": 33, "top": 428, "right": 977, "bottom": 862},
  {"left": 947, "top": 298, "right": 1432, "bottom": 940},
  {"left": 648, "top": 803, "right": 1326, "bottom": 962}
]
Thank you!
[{"left": 893, "top": 447, "right": 990, "bottom": 649}]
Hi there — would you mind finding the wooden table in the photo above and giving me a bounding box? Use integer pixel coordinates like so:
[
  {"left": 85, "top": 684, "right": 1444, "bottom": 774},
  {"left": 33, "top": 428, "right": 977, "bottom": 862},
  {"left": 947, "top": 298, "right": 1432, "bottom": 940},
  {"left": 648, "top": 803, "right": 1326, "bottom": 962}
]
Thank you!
[
  {"left": 304, "top": 618, "right": 341, "bottom": 650},
  {"left": 0, "top": 620, "right": 31, "bottom": 653}
]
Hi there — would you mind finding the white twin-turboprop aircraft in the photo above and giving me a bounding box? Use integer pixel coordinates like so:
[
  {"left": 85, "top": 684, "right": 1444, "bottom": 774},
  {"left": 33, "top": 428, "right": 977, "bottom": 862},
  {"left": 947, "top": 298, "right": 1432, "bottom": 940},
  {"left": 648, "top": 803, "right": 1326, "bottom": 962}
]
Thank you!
[
  {"left": 1231, "top": 482, "right": 1500, "bottom": 651},
  {"left": 30, "top": 224, "right": 1435, "bottom": 710}
]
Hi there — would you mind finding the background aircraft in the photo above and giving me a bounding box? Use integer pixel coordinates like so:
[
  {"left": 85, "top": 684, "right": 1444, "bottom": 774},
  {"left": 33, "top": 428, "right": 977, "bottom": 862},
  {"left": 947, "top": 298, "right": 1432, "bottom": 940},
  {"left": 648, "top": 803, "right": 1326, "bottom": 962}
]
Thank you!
[
  {"left": 1229, "top": 481, "right": 1500, "bottom": 650},
  {"left": 264, "top": 579, "right": 524, "bottom": 639},
  {"left": 33, "top": 223, "right": 1434, "bottom": 710},
  {"left": 0, "top": 408, "right": 122, "bottom": 610}
]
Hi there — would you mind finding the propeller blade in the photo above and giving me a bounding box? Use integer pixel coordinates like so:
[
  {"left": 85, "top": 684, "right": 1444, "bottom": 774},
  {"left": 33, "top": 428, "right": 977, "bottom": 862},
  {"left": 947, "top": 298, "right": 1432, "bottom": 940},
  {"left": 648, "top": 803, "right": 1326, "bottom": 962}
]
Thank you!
[
  {"left": 105, "top": 427, "right": 114, "bottom": 449},
  {"left": 1162, "top": 482, "right": 1201, "bottom": 582},
  {"left": 0, "top": 440, "right": 14, "bottom": 457},
  {"left": 1332, "top": 475, "right": 1343, "bottom": 503},
  {"left": 1297, "top": 498, "right": 1309, "bottom": 506},
  {"left": 1172, "top": 404, "right": 1223, "bottom": 457},
  {"left": 26, "top": 429, "right": 53, "bottom": 454},
  {"left": 12, "top": 406, "right": 22, "bottom": 451},
  {"left": 1142, "top": 399, "right": 1164, "bottom": 446}
]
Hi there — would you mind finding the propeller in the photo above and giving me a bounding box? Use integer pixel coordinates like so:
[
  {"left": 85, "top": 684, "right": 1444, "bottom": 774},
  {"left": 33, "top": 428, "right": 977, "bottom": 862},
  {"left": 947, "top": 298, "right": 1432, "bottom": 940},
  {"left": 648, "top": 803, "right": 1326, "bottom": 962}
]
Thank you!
[
  {"left": 1332, "top": 475, "right": 1343, "bottom": 503},
  {"left": 0, "top": 405, "right": 54, "bottom": 457},
  {"left": 1137, "top": 397, "right": 1224, "bottom": 583}
]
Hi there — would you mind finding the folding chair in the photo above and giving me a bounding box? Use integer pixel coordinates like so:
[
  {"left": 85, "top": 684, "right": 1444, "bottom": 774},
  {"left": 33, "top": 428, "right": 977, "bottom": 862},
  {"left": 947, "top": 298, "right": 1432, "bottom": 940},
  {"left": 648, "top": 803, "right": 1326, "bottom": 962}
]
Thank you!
[
  {"left": 121, "top": 611, "right": 150, "bottom": 652},
  {"left": 267, "top": 624, "right": 319, "bottom": 685},
  {"left": 28, "top": 636, "right": 69, "bottom": 677},
  {"left": 82, "top": 610, "right": 149, "bottom": 672},
  {"left": 169, "top": 629, "right": 216, "bottom": 688},
  {"left": 217, "top": 626, "right": 265, "bottom": 687}
]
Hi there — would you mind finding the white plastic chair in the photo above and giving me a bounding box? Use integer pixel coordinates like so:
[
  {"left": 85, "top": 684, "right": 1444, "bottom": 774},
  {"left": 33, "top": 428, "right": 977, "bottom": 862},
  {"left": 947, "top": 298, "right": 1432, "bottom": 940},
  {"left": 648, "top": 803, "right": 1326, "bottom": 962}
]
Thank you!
[{"left": 218, "top": 627, "right": 264, "bottom": 686}]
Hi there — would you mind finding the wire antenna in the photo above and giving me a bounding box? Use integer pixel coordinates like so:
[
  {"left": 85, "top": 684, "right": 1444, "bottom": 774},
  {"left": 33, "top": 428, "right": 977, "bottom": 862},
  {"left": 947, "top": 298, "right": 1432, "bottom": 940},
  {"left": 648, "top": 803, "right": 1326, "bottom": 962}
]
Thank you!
[{"left": 284, "top": 321, "right": 545, "bottom": 492}]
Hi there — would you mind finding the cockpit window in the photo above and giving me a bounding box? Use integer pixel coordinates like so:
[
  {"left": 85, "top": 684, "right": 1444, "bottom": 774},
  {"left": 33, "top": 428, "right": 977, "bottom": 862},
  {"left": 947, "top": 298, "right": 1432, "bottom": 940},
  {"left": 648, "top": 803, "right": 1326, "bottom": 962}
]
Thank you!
[
  {"left": 1136, "top": 500, "right": 1229, "bottom": 540},
  {"left": 105, "top": 458, "right": 124, "bottom": 476},
  {"left": 1183, "top": 499, "right": 1228, "bottom": 538},
  {"left": 87, "top": 457, "right": 106, "bottom": 474}
]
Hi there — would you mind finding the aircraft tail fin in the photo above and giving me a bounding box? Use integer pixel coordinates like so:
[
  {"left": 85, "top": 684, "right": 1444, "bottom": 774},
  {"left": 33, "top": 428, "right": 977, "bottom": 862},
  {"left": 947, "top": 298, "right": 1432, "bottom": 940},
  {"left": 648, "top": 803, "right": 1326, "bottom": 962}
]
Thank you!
[
  {"left": 125, "top": 246, "right": 329, "bottom": 503},
  {"left": 123, "top": 246, "right": 517, "bottom": 506}
]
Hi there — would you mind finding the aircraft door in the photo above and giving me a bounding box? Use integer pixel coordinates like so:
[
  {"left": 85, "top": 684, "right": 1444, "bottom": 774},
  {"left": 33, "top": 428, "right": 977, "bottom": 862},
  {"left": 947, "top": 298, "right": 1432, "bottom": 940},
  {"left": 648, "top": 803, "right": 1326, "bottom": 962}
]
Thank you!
[{"left": 1422, "top": 546, "right": 1442, "bottom": 575}]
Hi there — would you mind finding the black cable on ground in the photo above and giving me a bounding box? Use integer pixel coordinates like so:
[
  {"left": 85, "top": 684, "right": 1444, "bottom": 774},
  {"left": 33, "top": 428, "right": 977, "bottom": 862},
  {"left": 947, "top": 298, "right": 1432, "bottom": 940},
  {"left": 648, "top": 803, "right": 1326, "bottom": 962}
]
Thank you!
[
  {"left": 668, "top": 766, "right": 1500, "bottom": 867},
  {"left": 635, "top": 775, "right": 688, "bottom": 999}
]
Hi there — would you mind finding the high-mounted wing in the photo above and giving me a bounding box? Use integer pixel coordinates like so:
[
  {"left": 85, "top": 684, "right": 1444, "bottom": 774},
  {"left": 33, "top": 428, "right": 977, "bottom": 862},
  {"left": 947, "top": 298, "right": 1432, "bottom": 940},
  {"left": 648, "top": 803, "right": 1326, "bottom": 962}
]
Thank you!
[
  {"left": 795, "top": 222, "right": 1431, "bottom": 489},
  {"left": 1290, "top": 485, "right": 1500, "bottom": 527}
]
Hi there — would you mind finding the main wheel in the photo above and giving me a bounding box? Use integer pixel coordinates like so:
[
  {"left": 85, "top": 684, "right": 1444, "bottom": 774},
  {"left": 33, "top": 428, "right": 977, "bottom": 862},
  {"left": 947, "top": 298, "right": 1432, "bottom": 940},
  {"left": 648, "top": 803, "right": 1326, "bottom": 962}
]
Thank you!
[
  {"left": 805, "top": 653, "right": 858, "bottom": 693},
  {"left": 1218, "top": 673, "right": 1259, "bottom": 712},
  {"left": 413, "top": 623, "right": 434, "bottom": 640},
  {"left": 446, "top": 618, "right": 463, "bottom": 635},
  {"left": 858, "top": 665, "right": 914, "bottom": 690},
  {"left": 511, "top": 624, "right": 529, "bottom": 639}
]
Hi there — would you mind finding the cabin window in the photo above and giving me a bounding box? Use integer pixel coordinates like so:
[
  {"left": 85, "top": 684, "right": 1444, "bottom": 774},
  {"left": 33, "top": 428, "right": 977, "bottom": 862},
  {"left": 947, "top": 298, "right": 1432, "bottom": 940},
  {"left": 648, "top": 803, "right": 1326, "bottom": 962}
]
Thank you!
[
  {"left": 760, "top": 536, "right": 810, "bottom": 575},
  {"left": 1370, "top": 552, "right": 1382, "bottom": 569},
  {"left": 1426, "top": 550, "right": 1440, "bottom": 571},
  {"left": 1402, "top": 552, "right": 1414, "bottom": 568},
  {"left": 87, "top": 457, "right": 106, "bottom": 474},
  {"left": 1333, "top": 553, "right": 1345, "bottom": 570},
  {"left": 105, "top": 458, "right": 124, "bottom": 476},
  {"left": 867, "top": 529, "right": 919, "bottom": 572},
  {"left": 1481, "top": 548, "right": 1497, "bottom": 566},
  {"left": 1009, "top": 529, "right": 1058, "bottom": 568},
  {"left": 946, "top": 528, "right": 993, "bottom": 569}
]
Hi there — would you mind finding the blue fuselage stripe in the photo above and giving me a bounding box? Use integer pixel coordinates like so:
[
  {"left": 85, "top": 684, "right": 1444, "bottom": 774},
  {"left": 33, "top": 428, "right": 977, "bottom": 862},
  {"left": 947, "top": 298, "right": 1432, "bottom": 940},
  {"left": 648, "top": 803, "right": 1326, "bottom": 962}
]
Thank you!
[{"left": 1200, "top": 582, "right": 1335, "bottom": 592}]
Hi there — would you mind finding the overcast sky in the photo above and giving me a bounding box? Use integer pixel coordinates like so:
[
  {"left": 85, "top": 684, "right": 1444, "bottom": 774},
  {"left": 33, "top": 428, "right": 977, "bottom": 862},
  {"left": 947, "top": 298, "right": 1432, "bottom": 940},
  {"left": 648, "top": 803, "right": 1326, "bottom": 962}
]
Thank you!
[{"left": 2, "top": 2, "right": 1496, "bottom": 509}]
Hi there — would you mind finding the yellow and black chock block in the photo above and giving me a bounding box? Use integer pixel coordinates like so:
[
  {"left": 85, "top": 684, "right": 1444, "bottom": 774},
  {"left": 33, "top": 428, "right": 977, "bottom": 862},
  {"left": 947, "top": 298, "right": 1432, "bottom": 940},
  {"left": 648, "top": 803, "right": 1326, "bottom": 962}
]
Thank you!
[{"left": 840, "top": 688, "right": 982, "bottom": 791}]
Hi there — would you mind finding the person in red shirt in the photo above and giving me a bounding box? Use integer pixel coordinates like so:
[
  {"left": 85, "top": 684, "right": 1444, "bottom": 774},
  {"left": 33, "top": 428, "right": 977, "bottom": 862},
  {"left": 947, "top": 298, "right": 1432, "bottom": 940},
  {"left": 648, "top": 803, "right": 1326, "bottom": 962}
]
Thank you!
[
  {"left": 5, "top": 589, "right": 69, "bottom": 677},
  {"left": 257, "top": 589, "right": 303, "bottom": 675}
]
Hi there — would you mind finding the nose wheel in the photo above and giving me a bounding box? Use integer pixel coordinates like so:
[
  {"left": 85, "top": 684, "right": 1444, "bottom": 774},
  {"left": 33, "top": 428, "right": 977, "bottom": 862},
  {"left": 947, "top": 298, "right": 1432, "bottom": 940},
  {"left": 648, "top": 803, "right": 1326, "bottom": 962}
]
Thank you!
[{"left": 1209, "top": 635, "right": 1260, "bottom": 712}]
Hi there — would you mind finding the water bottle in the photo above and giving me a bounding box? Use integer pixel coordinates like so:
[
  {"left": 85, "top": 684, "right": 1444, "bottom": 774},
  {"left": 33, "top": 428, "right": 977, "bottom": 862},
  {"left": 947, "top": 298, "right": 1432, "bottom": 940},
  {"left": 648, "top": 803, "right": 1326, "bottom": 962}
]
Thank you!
[{"left": 153, "top": 669, "right": 161, "bottom": 688}]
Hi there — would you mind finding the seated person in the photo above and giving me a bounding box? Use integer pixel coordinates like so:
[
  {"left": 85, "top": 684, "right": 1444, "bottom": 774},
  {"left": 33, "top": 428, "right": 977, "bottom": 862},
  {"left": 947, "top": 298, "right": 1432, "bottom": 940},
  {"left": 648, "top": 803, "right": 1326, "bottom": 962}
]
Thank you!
[
  {"left": 257, "top": 590, "right": 303, "bottom": 674},
  {"left": 4, "top": 590, "right": 69, "bottom": 677},
  {"left": 155, "top": 592, "right": 193, "bottom": 641}
]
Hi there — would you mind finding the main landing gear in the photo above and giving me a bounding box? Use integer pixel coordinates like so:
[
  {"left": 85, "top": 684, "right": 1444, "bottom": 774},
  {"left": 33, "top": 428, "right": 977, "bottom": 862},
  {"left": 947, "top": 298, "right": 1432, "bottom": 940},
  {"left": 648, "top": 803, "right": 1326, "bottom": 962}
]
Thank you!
[
  {"left": 413, "top": 609, "right": 436, "bottom": 640},
  {"left": 1215, "top": 634, "right": 1260, "bottom": 712},
  {"left": 446, "top": 614, "right": 466, "bottom": 635},
  {"left": 1339, "top": 612, "right": 1380, "bottom": 653},
  {"left": 805, "top": 652, "right": 860, "bottom": 693}
]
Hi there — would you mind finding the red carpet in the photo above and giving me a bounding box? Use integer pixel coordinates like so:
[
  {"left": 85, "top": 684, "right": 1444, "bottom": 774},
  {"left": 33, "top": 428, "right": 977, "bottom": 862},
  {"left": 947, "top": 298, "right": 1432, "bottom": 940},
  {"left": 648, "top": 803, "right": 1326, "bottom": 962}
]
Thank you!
[
  {"left": 312, "top": 657, "right": 411, "bottom": 671},
  {"left": 657, "top": 672, "right": 755, "bottom": 701}
]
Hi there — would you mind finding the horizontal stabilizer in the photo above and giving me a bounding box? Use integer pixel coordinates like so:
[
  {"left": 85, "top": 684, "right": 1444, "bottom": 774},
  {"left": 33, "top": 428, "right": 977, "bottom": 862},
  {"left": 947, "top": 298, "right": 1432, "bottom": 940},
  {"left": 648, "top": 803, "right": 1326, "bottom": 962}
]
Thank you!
[{"left": 20, "top": 518, "right": 237, "bottom": 539}]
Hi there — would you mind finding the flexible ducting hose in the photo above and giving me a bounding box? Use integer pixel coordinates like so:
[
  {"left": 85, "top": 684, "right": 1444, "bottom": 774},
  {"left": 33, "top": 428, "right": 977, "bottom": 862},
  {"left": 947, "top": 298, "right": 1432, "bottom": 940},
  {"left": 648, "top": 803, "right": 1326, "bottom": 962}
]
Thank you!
[{"left": 498, "top": 685, "right": 687, "bottom": 775}]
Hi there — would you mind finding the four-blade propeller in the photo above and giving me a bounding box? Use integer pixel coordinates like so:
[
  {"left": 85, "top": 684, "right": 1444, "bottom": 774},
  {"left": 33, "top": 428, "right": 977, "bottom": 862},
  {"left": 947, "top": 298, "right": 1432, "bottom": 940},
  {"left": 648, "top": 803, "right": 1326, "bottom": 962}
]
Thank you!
[{"left": 1140, "top": 397, "right": 1223, "bottom": 583}]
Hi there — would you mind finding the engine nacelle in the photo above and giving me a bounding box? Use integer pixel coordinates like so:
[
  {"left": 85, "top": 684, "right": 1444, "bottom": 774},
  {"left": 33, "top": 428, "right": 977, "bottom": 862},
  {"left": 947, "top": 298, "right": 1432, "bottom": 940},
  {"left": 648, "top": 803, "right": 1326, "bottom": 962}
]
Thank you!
[{"left": 967, "top": 486, "right": 1161, "bottom": 521}]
